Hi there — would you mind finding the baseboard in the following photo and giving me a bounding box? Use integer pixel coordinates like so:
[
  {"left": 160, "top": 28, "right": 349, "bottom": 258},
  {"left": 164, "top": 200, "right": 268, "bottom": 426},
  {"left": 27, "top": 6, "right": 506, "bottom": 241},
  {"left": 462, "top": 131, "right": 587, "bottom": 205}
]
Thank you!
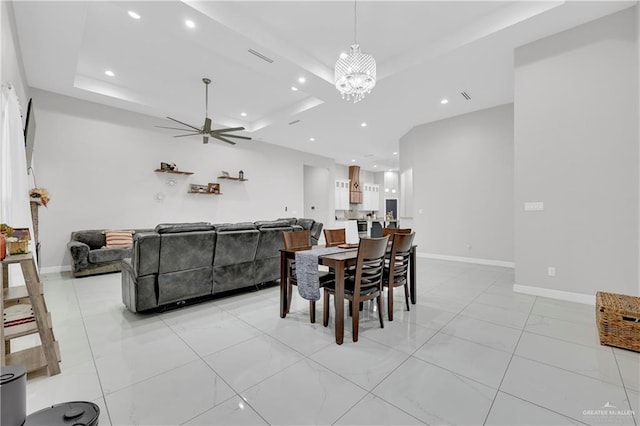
[
  {"left": 513, "top": 284, "right": 595, "bottom": 306},
  {"left": 418, "top": 252, "right": 515, "bottom": 268},
  {"left": 39, "top": 265, "right": 72, "bottom": 274}
]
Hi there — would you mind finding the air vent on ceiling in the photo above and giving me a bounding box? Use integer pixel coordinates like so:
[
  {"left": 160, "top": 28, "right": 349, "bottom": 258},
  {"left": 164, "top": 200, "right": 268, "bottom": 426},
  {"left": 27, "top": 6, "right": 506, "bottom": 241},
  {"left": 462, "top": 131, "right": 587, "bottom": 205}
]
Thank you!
[
  {"left": 288, "top": 119, "right": 301, "bottom": 125},
  {"left": 461, "top": 91, "right": 472, "bottom": 100},
  {"left": 248, "top": 48, "right": 274, "bottom": 64}
]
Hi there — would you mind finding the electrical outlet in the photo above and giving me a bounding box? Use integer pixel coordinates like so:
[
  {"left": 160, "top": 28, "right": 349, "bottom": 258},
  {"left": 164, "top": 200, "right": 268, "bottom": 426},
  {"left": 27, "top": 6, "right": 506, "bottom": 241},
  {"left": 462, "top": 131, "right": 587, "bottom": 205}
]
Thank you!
[{"left": 547, "top": 266, "right": 556, "bottom": 277}]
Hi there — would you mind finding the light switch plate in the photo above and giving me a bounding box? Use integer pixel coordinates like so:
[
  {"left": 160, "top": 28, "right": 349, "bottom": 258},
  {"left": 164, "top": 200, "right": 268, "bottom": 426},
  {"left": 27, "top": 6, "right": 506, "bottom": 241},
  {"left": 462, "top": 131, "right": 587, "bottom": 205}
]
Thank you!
[{"left": 524, "top": 202, "right": 544, "bottom": 211}]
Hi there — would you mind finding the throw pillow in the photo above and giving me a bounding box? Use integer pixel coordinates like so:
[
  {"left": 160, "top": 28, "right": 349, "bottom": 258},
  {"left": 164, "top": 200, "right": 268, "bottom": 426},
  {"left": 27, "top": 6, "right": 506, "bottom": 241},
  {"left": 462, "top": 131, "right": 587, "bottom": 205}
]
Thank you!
[{"left": 104, "top": 230, "right": 134, "bottom": 248}]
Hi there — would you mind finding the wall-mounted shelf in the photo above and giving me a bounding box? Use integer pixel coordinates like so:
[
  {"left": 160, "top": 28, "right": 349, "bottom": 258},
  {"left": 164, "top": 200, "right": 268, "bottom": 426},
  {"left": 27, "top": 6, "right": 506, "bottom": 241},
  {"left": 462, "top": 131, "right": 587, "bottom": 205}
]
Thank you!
[
  {"left": 218, "top": 176, "right": 248, "bottom": 181},
  {"left": 189, "top": 183, "right": 221, "bottom": 194},
  {"left": 154, "top": 169, "right": 194, "bottom": 175}
]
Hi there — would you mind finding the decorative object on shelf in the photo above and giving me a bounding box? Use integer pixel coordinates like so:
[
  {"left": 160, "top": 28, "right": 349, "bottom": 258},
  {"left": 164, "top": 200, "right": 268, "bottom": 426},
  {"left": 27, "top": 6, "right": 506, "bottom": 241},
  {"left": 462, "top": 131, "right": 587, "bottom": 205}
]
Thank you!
[
  {"left": 160, "top": 162, "right": 178, "bottom": 171},
  {"left": 154, "top": 168, "right": 194, "bottom": 175},
  {"left": 221, "top": 171, "right": 230, "bottom": 177},
  {"left": 156, "top": 78, "right": 252, "bottom": 145},
  {"left": 0, "top": 224, "right": 10, "bottom": 260},
  {"left": 207, "top": 183, "right": 221, "bottom": 194},
  {"left": 334, "top": 0, "right": 376, "bottom": 103},
  {"left": 239, "top": 170, "right": 244, "bottom": 180},
  {"left": 189, "top": 184, "right": 209, "bottom": 193},
  {"left": 5, "top": 227, "right": 30, "bottom": 255},
  {"left": 29, "top": 187, "right": 50, "bottom": 207}
]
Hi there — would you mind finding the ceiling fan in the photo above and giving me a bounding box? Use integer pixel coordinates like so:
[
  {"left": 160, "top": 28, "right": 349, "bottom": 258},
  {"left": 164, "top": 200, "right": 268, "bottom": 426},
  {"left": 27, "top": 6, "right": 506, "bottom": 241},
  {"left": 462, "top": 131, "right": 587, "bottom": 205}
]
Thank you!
[{"left": 157, "top": 78, "right": 251, "bottom": 145}]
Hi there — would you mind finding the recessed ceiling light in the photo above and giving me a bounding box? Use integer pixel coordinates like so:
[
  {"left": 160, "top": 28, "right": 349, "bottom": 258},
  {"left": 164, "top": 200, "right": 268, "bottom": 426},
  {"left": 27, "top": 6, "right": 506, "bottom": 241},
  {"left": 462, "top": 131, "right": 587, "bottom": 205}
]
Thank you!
[
  {"left": 385, "top": 188, "right": 389, "bottom": 192},
  {"left": 309, "top": 137, "right": 315, "bottom": 142},
  {"left": 185, "top": 19, "right": 195, "bottom": 28},
  {"left": 240, "top": 112, "right": 247, "bottom": 117},
  {"left": 291, "top": 86, "right": 298, "bottom": 91},
  {"left": 105, "top": 70, "right": 115, "bottom": 77},
  {"left": 373, "top": 165, "right": 377, "bottom": 168},
  {"left": 393, "top": 151, "right": 398, "bottom": 155},
  {"left": 128, "top": 11, "right": 141, "bottom": 20},
  {"left": 298, "top": 77, "right": 306, "bottom": 84},
  {"left": 391, "top": 189, "right": 397, "bottom": 193},
  {"left": 361, "top": 122, "right": 367, "bottom": 127},
  {"left": 351, "top": 159, "right": 356, "bottom": 163},
  {"left": 441, "top": 98, "right": 449, "bottom": 104}
]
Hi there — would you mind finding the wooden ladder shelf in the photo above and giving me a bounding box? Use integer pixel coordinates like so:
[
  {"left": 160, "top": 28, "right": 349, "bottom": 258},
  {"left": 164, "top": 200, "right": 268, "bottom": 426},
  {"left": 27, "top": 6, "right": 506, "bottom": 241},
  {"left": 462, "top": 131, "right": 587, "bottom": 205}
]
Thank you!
[{"left": 1, "top": 253, "right": 61, "bottom": 375}]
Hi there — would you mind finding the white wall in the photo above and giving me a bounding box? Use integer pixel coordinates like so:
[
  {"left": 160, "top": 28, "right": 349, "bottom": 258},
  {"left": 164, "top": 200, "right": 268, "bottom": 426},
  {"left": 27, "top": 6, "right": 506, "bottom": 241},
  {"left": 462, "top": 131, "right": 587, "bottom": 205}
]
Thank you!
[
  {"left": 303, "top": 165, "right": 332, "bottom": 222},
  {"left": 514, "top": 7, "right": 639, "bottom": 300},
  {"left": 1, "top": 1, "right": 28, "bottom": 112},
  {"left": 30, "top": 89, "right": 335, "bottom": 269},
  {"left": 400, "top": 104, "right": 514, "bottom": 264}
]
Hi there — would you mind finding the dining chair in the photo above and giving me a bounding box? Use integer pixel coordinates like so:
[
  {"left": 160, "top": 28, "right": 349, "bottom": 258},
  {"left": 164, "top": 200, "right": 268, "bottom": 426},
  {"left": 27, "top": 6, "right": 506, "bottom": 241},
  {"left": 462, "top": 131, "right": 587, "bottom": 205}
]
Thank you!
[
  {"left": 322, "top": 235, "right": 390, "bottom": 342},
  {"left": 382, "top": 232, "right": 415, "bottom": 321},
  {"left": 281, "top": 230, "right": 333, "bottom": 323},
  {"left": 324, "top": 228, "right": 346, "bottom": 247},
  {"left": 382, "top": 227, "right": 412, "bottom": 237}
]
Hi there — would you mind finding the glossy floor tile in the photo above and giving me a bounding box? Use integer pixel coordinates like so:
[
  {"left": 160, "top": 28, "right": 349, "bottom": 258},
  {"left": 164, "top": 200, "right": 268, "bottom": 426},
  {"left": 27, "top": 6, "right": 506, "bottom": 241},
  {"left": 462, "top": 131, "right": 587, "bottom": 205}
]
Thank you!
[{"left": 16, "top": 258, "right": 638, "bottom": 425}]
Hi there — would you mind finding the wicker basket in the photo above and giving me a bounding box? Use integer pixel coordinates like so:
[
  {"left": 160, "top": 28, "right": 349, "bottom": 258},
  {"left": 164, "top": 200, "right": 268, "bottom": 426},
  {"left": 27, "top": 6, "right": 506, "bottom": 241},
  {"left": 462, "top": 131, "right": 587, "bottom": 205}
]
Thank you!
[
  {"left": 7, "top": 240, "right": 28, "bottom": 255},
  {"left": 596, "top": 291, "right": 640, "bottom": 352}
]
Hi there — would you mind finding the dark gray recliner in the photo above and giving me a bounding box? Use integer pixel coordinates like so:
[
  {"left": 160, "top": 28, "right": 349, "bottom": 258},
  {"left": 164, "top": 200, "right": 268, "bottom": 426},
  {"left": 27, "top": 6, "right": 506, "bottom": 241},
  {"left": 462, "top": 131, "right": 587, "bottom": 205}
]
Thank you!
[
  {"left": 121, "top": 223, "right": 215, "bottom": 312},
  {"left": 212, "top": 223, "right": 260, "bottom": 294},
  {"left": 253, "top": 220, "right": 293, "bottom": 285}
]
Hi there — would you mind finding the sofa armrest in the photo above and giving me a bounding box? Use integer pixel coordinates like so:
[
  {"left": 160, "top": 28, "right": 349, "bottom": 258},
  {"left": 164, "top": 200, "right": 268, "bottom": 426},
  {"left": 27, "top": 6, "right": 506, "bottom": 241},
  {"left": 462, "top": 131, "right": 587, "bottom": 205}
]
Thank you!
[
  {"left": 67, "top": 241, "right": 90, "bottom": 272},
  {"left": 310, "top": 222, "right": 323, "bottom": 245}
]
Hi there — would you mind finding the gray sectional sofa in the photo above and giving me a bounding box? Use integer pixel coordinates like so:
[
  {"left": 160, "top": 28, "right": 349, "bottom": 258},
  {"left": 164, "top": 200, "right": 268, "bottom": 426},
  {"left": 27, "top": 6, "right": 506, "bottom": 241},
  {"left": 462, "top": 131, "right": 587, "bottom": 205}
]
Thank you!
[
  {"left": 68, "top": 228, "right": 152, "bottom": 277},
  {"left": 118, "top": 218, "right": 323, "bottom": 312}
]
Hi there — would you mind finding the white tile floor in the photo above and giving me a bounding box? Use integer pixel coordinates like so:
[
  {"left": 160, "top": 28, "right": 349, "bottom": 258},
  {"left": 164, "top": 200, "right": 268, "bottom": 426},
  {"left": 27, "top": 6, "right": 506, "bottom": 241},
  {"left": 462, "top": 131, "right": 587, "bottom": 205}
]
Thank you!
[{"left": 15, "top": 258, "right": 640, "bottom": 425}]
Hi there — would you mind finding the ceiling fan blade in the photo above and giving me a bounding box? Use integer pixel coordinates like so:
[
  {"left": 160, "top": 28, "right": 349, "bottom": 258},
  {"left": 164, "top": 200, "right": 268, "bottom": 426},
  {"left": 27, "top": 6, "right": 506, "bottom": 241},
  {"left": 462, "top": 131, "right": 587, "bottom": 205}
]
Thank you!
[
  {"left": 211, "top": 133, "right": 252, "bottom": 140},
  {"left": 211, "top": 134, "right": 236, "bottom": 145},
  {"left": 166, "top": 117, "right": 200, "bottom": 131},
  {"left": 203, "top": 135, "right": 209, "bottom": 144},
  {"left": 212, "top": 127, "right": 245, "bottom": 133},
  {"left": 156, "top": 125, "right": 195, "bottom": 131},
  {"left": 203, "top": 118, "right": 212, "bottom": 134},
  {"left": 174, "top": 133, "right": 201, "bottom": 138}
]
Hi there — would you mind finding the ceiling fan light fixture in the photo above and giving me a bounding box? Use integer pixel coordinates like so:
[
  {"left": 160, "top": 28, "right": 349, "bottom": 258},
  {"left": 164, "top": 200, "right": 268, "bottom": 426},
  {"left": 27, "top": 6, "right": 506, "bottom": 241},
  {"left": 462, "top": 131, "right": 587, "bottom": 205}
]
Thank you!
[{"left": 157, "top": 77, "right": 251, "bottom": 146}]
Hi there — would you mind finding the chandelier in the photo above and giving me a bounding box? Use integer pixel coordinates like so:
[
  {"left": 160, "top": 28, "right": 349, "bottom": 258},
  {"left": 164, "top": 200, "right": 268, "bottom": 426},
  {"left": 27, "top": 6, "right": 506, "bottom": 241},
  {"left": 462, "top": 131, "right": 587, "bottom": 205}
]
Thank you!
[{"left": 334, "top": 1, "right": 376, "bottom": 103}]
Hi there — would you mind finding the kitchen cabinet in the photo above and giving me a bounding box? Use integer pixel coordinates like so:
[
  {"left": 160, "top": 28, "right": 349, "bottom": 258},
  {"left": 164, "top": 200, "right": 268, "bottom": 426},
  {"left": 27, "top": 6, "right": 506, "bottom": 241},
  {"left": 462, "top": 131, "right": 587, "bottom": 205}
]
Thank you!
[
  {"left": 362, "top": 183, "right": 380, "bottom": 211},
  {"left": 335, "top": 179, "right": 350, "bottom": 210}
]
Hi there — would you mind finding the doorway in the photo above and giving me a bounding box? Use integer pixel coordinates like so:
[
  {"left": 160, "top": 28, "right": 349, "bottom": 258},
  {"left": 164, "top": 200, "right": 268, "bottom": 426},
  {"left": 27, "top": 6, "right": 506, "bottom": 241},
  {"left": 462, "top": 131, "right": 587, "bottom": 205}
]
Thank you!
[{"left": 385, "top": 198, "right": 398, "bottom": 227}]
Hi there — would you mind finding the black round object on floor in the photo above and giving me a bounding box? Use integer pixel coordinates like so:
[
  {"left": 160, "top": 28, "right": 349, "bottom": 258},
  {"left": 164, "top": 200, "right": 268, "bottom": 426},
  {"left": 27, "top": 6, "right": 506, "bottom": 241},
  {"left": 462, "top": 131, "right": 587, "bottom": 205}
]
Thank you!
[
  {"left": 1, "top": 365, "right": 27, "bottom": 426},
  {"left": 25, "top": 401, "right": 99, "bottom": 426}
]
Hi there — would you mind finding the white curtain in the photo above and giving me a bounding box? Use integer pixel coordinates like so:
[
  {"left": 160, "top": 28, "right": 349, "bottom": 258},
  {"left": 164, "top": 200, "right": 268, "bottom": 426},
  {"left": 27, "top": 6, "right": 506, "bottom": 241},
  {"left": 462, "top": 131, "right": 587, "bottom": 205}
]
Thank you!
[{"left": 1, "top": 83, "right": 37, "bottom": 272}]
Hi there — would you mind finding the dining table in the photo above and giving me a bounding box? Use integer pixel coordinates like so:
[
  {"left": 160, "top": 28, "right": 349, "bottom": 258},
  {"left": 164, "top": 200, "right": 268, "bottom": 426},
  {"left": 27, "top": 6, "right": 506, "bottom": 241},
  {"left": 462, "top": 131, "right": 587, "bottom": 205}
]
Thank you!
[{"left": 279, "top": 244, "right": 417, "bottom": 345}]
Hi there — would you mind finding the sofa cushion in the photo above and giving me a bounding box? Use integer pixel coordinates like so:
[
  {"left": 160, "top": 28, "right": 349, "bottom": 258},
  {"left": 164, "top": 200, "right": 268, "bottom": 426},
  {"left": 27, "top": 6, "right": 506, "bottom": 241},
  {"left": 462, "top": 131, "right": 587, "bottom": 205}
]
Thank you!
[
  {"left": 158, "top": 231, "right": 216, "bottom": 274},
  {"left": 277, "top": 217, "right": 298, "bottom": 226},
  {"left": 88, "top": 247, "right": 131, "bottom": 264},
  {"left": 105, "top": 230, "right": 134, "bottom": 248},
  {"left": 72, "top": 230, "right": 106, "bottom": 249},
  {"left": 254, "top": 220, "right": 291, "bottom": 229},
  {"left": 154, "top": 222, "right": 214, "bottom": 234},
  {"left": 214, "top": 223, "right": 257, "bottom": 232},
  {"left": 296, "top": 218, "right": 315, "bottom": 230}
]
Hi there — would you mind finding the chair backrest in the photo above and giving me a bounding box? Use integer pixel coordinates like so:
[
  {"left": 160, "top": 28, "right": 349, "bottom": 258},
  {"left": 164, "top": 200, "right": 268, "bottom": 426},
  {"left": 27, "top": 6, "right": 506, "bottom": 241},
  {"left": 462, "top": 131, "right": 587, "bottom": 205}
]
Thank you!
[
  {"left": 354, "top": 236, "right": 390, "bottom": 294},
  {"left": 382, "top": 227, "right": 412, "bottom": 237},
  {"left": 324, "top": 228, "right": 346, "bottom": 247},
  {"left": 387, "top": 232, "right": 415, "bottom": 286},
  {"left": 281, "top": 229, "right": 311, "bottom": 250}
]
